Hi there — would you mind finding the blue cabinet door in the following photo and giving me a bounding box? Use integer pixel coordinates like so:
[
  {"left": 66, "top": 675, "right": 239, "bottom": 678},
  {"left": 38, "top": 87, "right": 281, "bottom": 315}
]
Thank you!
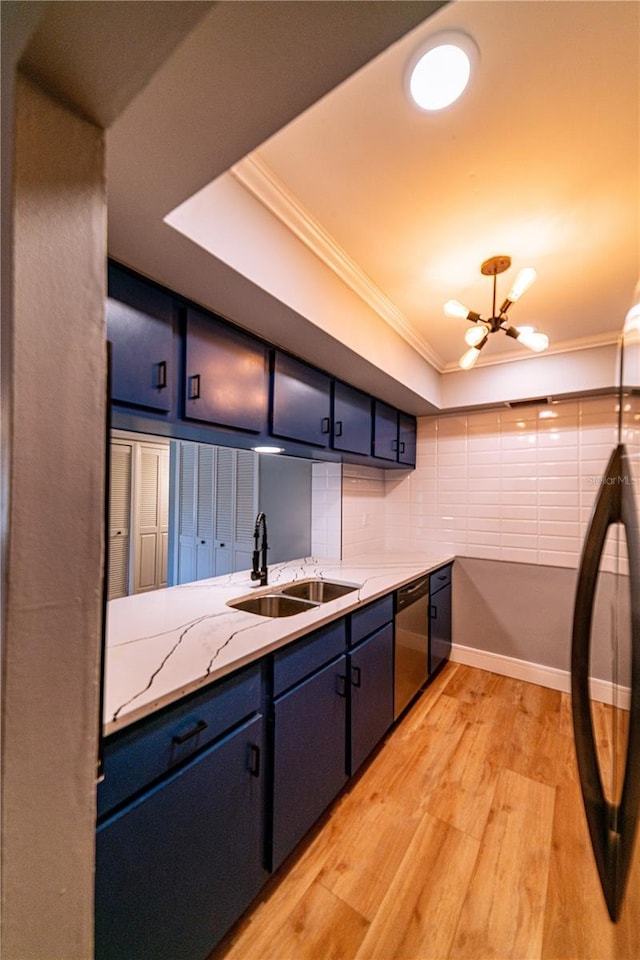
[
  {"left": 271, "top": 655, "right": 347, "bottom": 869},
  {"left": 271, "top": 352, "right": 332, "bottom": 447},
  {"left": 184, "top": 307, "right": 268, "bottom": 433},
  {"left": 430, "top": 581, "right": 452, "bottom": 676},
  {"left": 349, "top": 623, "right": 394, "bottom": 775},
  {"left": 398, "top": 413, "right": 417, "bottom": 467},
  {"left": 107, "top": 263, "right": 175, "bottom": 413},
  {"left": 373, "top": 401, "right": 399, "bottom": 461},
  {"left": 333, "top": 381, "right": 372, "bottom": 456},
  {"left": 95, "top": 714, "right": 266, "bottom": 960}
]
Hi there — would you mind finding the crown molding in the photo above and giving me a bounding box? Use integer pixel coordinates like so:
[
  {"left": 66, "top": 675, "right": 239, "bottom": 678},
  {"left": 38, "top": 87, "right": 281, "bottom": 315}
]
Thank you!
[
  {"left": 441, "top": 330, "right": 621, "bottom": 374},
  {"left": 230, "top": 153, "right": 446, "bottom": 372}
]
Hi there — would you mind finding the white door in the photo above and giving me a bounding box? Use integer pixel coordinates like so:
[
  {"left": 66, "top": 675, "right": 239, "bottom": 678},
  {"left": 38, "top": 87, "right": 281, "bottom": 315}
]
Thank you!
[
  {"left": 134, "top": 442, "right": 170, "bottom": 593},
  {"left": 108, "top": 441, "right": 132, "bottom": 600}
]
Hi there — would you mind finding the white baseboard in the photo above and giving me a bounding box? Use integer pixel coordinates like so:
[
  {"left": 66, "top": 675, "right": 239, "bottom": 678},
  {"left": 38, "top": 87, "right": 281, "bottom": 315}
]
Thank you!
[{"left": 450, "top": 643, "right": 631, "bottom": 709}]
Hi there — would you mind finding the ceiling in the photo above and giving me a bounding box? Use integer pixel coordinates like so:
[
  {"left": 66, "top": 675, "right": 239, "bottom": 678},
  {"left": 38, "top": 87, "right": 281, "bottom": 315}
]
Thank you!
[
  {"left": 16, "top": 0, "right": 638, "bottom": 412},
  {"left": 168, "top": 0, "right": 640, "bottom": 372}
]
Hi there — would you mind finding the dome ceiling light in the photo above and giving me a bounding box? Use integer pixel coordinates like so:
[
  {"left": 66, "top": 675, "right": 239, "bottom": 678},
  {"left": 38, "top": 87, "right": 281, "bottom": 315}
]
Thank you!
[
  {"left": 444, "top": 256, "right": 549, "bottom": 369},
  {"left": 407, "top": 31, "right": 479, "bottom": 111}
]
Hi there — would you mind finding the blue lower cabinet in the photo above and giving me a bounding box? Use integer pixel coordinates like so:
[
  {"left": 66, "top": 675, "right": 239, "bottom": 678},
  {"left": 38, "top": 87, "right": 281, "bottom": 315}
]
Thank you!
[
  {"left": 271, "top": 655, "right": 348, "bottom": 870},
  {"left": 95, "top": 714, "right": 266, "bottom": 960},
  {"left": 349, "top": 623, "right": 394, "bottom": 775}
]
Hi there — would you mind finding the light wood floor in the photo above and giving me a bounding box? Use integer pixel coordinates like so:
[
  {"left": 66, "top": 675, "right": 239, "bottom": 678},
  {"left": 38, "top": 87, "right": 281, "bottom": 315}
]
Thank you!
[{"left": 209, "top": 663, "right": 640, "bottom": 960}]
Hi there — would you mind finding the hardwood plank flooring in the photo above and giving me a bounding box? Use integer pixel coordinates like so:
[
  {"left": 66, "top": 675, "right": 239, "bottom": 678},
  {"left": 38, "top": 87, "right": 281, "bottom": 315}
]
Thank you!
[{"left": 209, "top": 663, "right": 640, "bottom": 960}]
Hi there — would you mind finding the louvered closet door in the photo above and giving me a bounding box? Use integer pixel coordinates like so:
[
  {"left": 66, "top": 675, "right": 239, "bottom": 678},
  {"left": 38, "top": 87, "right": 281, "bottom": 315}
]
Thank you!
[
  {"left": 134, "top": 444, "right": 170, "bottom": 593},
  {"left": 233, "top": 450, "right": 257, "bottom": 572},
  {"left": 176, "top": 444, "right": 258, "bottom": 583},
  {"left": 108, "top": 442, "right": 132, "bottom": 600},
  {"left": 196, "top": 445, "right": 215, "bottom": 580},
  {"left": 177, "top": 443, "right": 197, "bottom": 584},
  {"left": 214, "top": 448, "right": 234, "bottom": 575}
]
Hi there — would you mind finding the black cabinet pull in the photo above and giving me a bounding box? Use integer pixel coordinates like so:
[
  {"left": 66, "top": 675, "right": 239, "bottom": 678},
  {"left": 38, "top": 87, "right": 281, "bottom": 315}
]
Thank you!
[
  {"left": 351, "top": 666, "right": 361, "bottom": 688},
  {"left": 392, "top": 439, "right": 398, "bottom": 452},
  {"left": 172, "top": 719, "right": 207, "bottom": 745},
  {"left": 156, "top": 360, "right": 167, "bottom": 390},
  {"left": 188, "top": 374, "right": 201, "bottom": 400},
  {"left": 399, "top": 441, "right": 405, "bottom": 454},
  {"left": 247, "top": 743, "right": 261, "bottom": 777},
  {"left": 200, "top": 540, "right": 205, "bottom": 545},
  {"left": 430, "top": 605, "right": 437, "bottom": 619},
  {"left": 335, "top": 420, "right": 343, "bottom": 437},
  {"left": 321, "top": 417, "right": 331, "bottom": 434},
  {"left": 335, "top": 674, "right": 347, "bottom": 698}
]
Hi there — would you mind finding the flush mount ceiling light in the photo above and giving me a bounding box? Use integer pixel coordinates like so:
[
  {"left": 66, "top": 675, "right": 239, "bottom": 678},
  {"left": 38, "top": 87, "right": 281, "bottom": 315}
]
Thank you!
[
  {"left": 407, "top": 31, "right": 478, "bottom": 111},
  {"left": 444, "top": 255, "right": 549, "bottom": 369}
]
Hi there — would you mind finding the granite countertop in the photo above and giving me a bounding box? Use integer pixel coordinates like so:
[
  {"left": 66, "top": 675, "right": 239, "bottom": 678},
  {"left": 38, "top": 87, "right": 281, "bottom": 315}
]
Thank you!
[{"left": 104, "top": 553, "right": 454, "bottom": 735}]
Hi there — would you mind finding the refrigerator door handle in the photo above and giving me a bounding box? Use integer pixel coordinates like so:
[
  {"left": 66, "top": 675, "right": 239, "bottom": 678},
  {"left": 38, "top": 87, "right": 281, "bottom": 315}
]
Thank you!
[{"left": 571, "top": 442, "right": 640, "bottom": 922}]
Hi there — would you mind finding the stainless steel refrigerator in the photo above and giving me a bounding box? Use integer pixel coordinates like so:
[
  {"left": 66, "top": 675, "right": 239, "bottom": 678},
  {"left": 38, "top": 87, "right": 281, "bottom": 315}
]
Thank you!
[{"left": 571, "top": 292, "right": 640, "bottom": 921}]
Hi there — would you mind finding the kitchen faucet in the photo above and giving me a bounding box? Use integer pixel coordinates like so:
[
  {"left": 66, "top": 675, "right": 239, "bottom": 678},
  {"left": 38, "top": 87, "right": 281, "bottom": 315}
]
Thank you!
[{"left": 251, "top": 512, "right": 269, "bottom": 586}]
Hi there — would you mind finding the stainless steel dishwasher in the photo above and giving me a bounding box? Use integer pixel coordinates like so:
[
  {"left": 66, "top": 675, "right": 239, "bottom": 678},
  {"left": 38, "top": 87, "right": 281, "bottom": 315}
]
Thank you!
[{"left": 394, "top": 576, "right": 430, "bottom": 718}]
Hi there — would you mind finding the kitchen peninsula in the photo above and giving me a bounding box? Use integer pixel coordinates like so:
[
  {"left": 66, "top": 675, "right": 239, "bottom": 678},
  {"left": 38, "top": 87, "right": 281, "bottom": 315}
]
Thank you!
[
  {"left": 104, "top": 553, "right": 453, "bottom": 733},
  {"left": 97, "top": 552, "right": 453, "bottom": 960}
]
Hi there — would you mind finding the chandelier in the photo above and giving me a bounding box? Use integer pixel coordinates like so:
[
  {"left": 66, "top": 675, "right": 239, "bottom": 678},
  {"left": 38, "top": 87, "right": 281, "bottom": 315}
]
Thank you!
[{"left": 444, "top": 255, "right": 549, "bottom": 369}]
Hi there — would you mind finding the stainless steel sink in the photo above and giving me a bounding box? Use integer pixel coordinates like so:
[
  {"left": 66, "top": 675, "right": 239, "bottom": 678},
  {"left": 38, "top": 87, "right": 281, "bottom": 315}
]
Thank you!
[
  {"left": 279, "top": 579, "right": 358, "bottom": 603},
  {"left": 227, "top": 594, "right": 317, "bottom": 618}
]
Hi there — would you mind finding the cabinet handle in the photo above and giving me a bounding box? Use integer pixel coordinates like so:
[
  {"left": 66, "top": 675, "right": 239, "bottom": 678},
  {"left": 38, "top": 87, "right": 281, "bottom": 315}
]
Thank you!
[
  {"left": 172, "top": 719, "right": 207, "bottom": 745},
  {"left": 392, "top": 439, "right": 398, "bottom": 452},
  {"left": 156, "top": 360, "right": 167, "bottom": 390},
  {"left": 430, "top": 605, "right": 437, "bottom": 619},
  {"left": 399, "top": 441, "right": 405, "bottom": 454},
  {"left": 321, "top": 417, "right": 331, "bottom": 434},
  {"left": 351, "top": 666, "right": 361, "bottom": 688},
  {"left": 335, "top": 420, "right": 343, "bottom": 437},
  {"left": 188, "top": 374, "right": 201, "bottom": 400},
  {"left": 335, "top": 674, "right": 347, "bottom": 698},
  {"left": 247, "top": 743, "right": 261, "bottom": 777}
]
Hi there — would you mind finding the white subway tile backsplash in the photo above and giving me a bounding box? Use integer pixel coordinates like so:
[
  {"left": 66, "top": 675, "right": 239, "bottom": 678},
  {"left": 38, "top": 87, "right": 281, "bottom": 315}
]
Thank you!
[{"left": 370, "top": 396, "right": 622, "bottom": 570}]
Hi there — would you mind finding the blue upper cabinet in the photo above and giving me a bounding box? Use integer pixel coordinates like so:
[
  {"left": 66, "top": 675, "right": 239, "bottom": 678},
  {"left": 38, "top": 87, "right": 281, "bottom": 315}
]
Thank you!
[
  {"left": 271, "top": 351, "right": 332, "bottom": 447},
  {"left": 373, "top": 402, "right": 417, "bottom": 466},
  {"left": 373, "top": 400, "right": 398, "bottom": 461},
  {"left": 398, "top": 412, "right": 417, "bottom": 467},
  {"left": 107, "top": 263, "right": 176, "bottom": 414},
  {"left": 184, "top": 307, "right": 269, "bottom": 433},
  {"left": 332, "top": 381, "right": 372, "bottom": 456}
]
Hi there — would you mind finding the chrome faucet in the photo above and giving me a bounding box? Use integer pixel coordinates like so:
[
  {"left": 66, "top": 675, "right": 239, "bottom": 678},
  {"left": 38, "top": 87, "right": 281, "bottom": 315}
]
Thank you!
[{"left": 251, "top": 512, "right": 269, "bottom": 586}]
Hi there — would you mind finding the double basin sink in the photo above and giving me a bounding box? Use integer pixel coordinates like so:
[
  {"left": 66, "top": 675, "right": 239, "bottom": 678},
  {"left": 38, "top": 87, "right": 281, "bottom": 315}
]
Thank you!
[{"left": 227, "top": 578, "right": 359, "bottom": 618}]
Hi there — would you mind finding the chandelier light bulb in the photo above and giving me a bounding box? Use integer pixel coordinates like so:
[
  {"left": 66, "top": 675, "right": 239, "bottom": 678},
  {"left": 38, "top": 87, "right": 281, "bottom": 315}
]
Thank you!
[
  {"left": 444, "top": 299, "right": 471, "bottom": 320},
  {"left": 516, "top": 327, "right": 549, "bottom": 352},
  {"left": 459, "top": 345, "right": 482, "bottom": 369},
  {"left": 624, "top": 280, "right": 640, "bottom": 333},
  {"left": 464, "top": 325, "right": 488, "bottom": 347},
  {"left": 507, "top": 267, "right": 537, "bottom": 302}
]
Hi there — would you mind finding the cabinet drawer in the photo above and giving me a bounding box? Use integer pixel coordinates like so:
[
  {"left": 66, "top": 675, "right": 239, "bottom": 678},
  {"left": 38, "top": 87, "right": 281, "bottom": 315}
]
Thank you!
[
  {"left": 273, "top": 619, "right": 346, "bottom": 696},
  {"left": 98, "top": 663, "right": 262, "bottom": 819},
  {"left": 350, "top": 594, "right": 393, "bottom": 646},
  {"left": 430, "top": 564, "right": 452, "bottom": 592}
]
